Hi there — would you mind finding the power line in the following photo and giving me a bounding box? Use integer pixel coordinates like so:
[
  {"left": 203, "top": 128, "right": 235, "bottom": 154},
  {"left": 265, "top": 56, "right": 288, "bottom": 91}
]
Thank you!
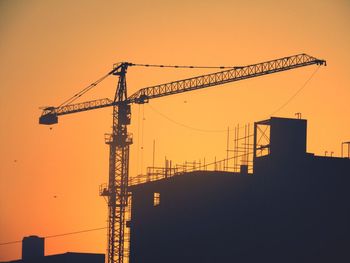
[
  {"left": 0, "top": 227, "right": 107, "bottom": 246},
  {"left": 45, "top": 227, "right": 106, "bottom": 239}
]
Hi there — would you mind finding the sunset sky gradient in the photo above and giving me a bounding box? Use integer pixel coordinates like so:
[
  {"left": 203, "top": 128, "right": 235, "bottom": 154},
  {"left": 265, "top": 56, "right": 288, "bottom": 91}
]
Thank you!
[{"left": 1, "top": 0, "right": 349, "bottom": 261}]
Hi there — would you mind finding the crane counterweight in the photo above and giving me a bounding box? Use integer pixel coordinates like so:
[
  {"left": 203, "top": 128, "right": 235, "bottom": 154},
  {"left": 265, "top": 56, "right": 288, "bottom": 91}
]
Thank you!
[{"left": 39, "top": 112, "right": 58, "bottom": 125}]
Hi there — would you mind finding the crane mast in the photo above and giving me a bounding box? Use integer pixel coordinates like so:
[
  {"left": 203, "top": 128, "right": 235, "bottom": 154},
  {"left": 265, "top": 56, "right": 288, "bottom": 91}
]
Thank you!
[
  {"left": 102, "top": 63, "right": 132, "bottom": 263},
  {"left": 38, "top": 54, "right": 326, "bottom": 263}
]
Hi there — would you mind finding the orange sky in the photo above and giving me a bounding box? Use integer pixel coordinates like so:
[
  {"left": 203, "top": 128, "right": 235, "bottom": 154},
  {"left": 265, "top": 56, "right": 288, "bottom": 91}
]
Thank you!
[{"left": 1, "top": 0, "right": 350, "bottom": 261}]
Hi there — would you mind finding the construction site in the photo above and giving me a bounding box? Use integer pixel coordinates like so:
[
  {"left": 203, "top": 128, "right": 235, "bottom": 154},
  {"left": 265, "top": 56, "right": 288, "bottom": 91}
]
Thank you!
[
  {"left": 128, "top": 116, "right": 350, "bottom": 263},
  {"left": 34, "top": 54, "right": 350, "bottom": 263}
]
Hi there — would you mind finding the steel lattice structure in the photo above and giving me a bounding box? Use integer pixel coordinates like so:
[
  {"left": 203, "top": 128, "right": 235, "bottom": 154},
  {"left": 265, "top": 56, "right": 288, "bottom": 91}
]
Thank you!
[{"left": 39, "top": 53, "right": 325, "bottom": 263}]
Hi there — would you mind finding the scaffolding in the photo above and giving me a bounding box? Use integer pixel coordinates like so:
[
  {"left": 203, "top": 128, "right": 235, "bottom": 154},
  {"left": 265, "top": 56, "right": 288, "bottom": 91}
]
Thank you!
[
  {"left": 128, "top": 123, "right": 257, "bottom": 186},
  {"left": 228, "top": 124, "right": 254, "bottom": 174},
  {"left": 253, "top": 120, "right": 271, "bottom": 159},
  {"left": 342, "top": 142, "right": 350, "bottom": 159}
]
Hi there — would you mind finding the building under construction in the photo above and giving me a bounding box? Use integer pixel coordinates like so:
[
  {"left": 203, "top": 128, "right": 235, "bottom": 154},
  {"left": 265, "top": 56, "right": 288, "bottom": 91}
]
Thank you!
[
  {"left": 39, "top": 54, "right": 329, "bottom": 263},
  {"left": 128, "top": 117, "right": 350, "bottom": 263}
]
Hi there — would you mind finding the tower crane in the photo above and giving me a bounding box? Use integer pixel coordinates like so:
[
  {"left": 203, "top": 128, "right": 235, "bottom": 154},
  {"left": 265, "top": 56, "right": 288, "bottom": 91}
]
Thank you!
[{"left": 39, "top": 53, "right": 326, "bottom": 263}]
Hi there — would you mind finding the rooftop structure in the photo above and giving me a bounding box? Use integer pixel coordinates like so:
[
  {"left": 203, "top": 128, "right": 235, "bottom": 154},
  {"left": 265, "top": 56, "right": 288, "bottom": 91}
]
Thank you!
[
  {"left": 1, "top": 236, "right": 104, "bottom": 263},
  {"left": 22, "top": 236, "right": 44, "bottom": 261}
]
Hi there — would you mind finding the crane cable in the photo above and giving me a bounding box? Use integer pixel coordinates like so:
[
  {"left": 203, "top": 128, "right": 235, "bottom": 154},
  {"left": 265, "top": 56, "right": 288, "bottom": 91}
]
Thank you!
[
  {"left": 131, "top": 63, "right": 240, "bottom": 69},
  {"left": 56, "top": 62, "right": 320, "bottom": 111},
  {"left": 146, "top": 66, "right": 321, "bottom": 133},
  {"left": 269, "top": 65, "right": 321, "bottom": 116},
  {"left": 147, "top": 104, "right": 226, "bottom": 133},
  {"left": 56, "top": 63, "right": 239, "bottom": 109},
  {"left": 140, "top": 105, "right": 146, "bottom": 174},
  {"left": 58, "top": 72, "right": 111, "bottom": 108},
  {"left": 136, "top": 104, "right": 141, "bottom": 175}
]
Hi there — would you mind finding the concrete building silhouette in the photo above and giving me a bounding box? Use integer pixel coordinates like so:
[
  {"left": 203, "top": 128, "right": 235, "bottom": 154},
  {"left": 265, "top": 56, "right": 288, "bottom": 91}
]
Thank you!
[
  {"left": 128, "top": 117, "right": 350, "bottom": 263},
  {"left": 2, "top": 235, "right": 104, "bottom": 263}
]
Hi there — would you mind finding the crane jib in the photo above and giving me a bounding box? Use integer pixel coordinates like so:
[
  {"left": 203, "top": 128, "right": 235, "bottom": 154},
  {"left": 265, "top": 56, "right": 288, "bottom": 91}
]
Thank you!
[
  {"left": 39, "top": 53, "right": 325, "bottom": 126},
  {"left": 129, "top": 55, "right": 326, "bottom": 103}
]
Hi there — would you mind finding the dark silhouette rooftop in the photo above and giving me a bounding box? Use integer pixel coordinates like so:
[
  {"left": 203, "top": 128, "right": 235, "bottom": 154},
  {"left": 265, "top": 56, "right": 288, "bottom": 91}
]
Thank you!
[
  {"left": 1, "top": 236, "right": 104, "bottom": 263},
  {"left": 128, "top": 117, "right": 350, "bottom": 263}
]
